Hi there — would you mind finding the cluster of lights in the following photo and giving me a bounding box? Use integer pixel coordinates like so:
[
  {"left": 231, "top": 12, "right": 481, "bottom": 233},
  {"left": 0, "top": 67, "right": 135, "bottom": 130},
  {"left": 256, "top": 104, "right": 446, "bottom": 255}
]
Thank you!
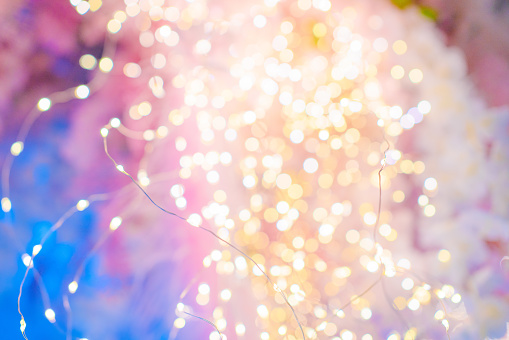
[{"left": 6, "top": 0, "right": 467, "bottom": 339}]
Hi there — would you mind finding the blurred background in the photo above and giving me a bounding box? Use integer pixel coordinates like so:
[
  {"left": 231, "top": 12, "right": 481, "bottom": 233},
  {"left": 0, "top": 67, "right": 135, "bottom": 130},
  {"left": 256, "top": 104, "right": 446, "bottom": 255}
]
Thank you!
[{"left": 0, "top": 0, "right": 508, "bottom": 339}]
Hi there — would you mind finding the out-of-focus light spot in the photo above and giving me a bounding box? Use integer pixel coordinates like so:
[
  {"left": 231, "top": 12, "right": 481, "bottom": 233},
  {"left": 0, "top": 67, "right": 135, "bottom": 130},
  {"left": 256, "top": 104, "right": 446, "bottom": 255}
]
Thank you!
[
  {"left": 165, "top": 7, "right": 179, "bottom": 21},
  {"left": 401, "top": 278, "right": 414, "bottom": 290},
  {"left": 76, "top": 199, "right": 89, "bottom": 211},
  {"left": 281, "top": 21, "right": 293, "bottom": 34},
  {"left": 276, "top": 173, "right": 292, "bottom": 189},
  {"left": 391, "top": 65, "right": 404, "bottom": 79},
  {"left": 195, "top": 40, "right": 211, "bottom": 55},
  {"left": 79, "top": 54, "right": 97, "bottom": 70},
  {"left": 257, "top": 305, "right": 269, "bottom": 318},
  {"left": 331, "top": 203, "right": 344, "bottom": 215},
  {"left": 408, "top": 299, "right": 420, "bottom": 311},
  {"left": 125, "top": 3, "right": 139, "bottom": 16},
  {"left": 76, "top": 1, "right": 90, "bottom": 15},
  {"left": 272, "top": 35, "right": 288, "bottom": 51},
  {"left": 373, "top": 37, "right": 388, "bottom": 52},
  {"left": 418, "top": 195, "right": 429, "bottom": 206},
  {"left": 37, "top": 98, "right": 52, "bottom": 111},
  {"left": 174, "top": 318, "right": 185, "bottom": 328},
  {"left": 387, "top": 333, "right": 401, "bottom": 340},
  {"left": 424, "top": 177, "right": 437, "bottom": 191},
  {"left": 151, "top": 53, "right": 166, "bottom": 69},
  {"left": 140, "top": 31, "right": 155, "bottom": 48},
  {"left": 113, "top": 10, "right": 126, "bottom": 23},
  {"left": 75, "top": 85, "right": 90, "bottom": 99},
  {"left": 313, "top": 23, "right": 327, "bottom": 37},
  {"left": 424, "top": 205, "right": 435, "bottom": 217},
  {"left": 379, "top": 224, "right": 391, "bottom": 237},
  {"left": 409, "top": 68, "right": 423, "bottom": 83},
  {"left": 341, "top": 329, "right": 354, "bottom": 340},
  {"left": 68, "top": 281, "right": 78, "bottom": 294},
  {"left": 303, "top": 158, "right": 319, "bottom": 173},
  {"left": 100, "top": 128, "right": 109, "bottom": 137},
  {"left": 261, "top": 78, "right": 279, "bottom": 95},
  {"left": 361, "top": 308, "right": 372, "bottom": 320},
  {"left": 345, "top": 229, "right": 360, "bottom": 244},
  {"left": 109, "top": 118, "right": 121, "bottom": 128},
  {"left": 417, "top": 100, "right": 431, "bottom": 114},
  {"left": 363, "top": 212, "right": 377, "bottom": 225},
  {"left": 253, "top": 14, "right": 267, "bottom": 28},
  {"left": 225, "top": 129, "right": 237, "bottom": 141},
  {"left": 389, "top": 106, "right": 403, "bottom": 119},
  {"left": 89, "top": 0, "right": 101, "bottom": 11},
  {"left": 220, "top": 289, "right": 232, "bottom": 301},
  {"left": 313, "top": 0, "right": 331, "bottom": 11},
  {"left": 99, "top": 58, "right": 113, "bottom": 72},
  {"left": 243, "top": 175, "right": 256, "bottom": 188},
  {"left": 398, "top": 258, "right": 411, "bottom": 269},
  {"left": 10, "top": 142, "right": 24, "bottom": 156},
  {"left": 175, "top": 197, "right": 186, "bottom": 209},
  {"left": 206, "top": 170, "right": 220, "bottom": 184},
  {"left": 107, "top": 19, "right": 122, "bottom": 34},
  {"left": 22, "top": 254, "right": 32, "bottom": 267},
  {"left": 279, "top": 92, "right": 292, "bottom": 105},
  {"left": 276, "top": 201, "right": 289, "bottom": 214},
  {"left": 293, "top": 236, "right": 305, "bottom": 249},
  {"left": 400, "top": 114, "right": 415, "bottom": 129},
  {"left": 170, "top": 184, "right": 184, "bottom": 198},
  {"left": 288, "top": 184, "right": 303, "bottom": 199},
  {"left": 32, "top": 244, "right": 42, "bottom": 256},
  {"left": 366, "top": 261, "right": 379, "bottom": 272},
  {"left": 319, "top": 224, "right": 334, "bottom": 237},
  {"left": 1, "top": 197, "right": 12, "bottom": 212},
  {"left": 186, "top": 213, "right": 204, "bottom": 230},
  {"left": 290, "top": 130, "right": 304, "bottom": 143},
  {"left": 414, "top": 161, "right": 425, "bottom": 173},
  {"left": 438, "top": 249, "right": 451, "bottom": 263},
  {"left": 392, "top": 40, "right": 407, "bottom": 55},
  {"left": 243, "top": 110, "right": 256, "bottom": 124},
  {"left": 109, "top": 216, "right": 122, "bottom": 230},
  {"left": 198, "top": 283, "right": 210, "bottom": 295},
  {"left": 123, "top": 63, "right": 141, "bottom": 78},
  {"left": 407, "top": 107, "right": 423, "bottom": 124},
  {"left": 45, "top": 309, "right": 56, "bottom": 323},
  {"left": 393, "top": 190, "right": 405, "bottom": 203},
  {"left": 235, "top": 323, "right": 246, "bottom": 336}
]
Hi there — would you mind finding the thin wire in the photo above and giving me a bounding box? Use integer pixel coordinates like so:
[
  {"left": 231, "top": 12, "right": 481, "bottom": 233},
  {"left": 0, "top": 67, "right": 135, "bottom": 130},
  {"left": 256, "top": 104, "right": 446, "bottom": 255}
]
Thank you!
[
  {"left": 12, "top": 36, "right": 117, "bottom": 339},
  {"left": 183, "top": 312, "right": 224, "bottom": 339},
  {"left": 336, "top": 268, "right": 384, "bottom": 312},
  {"left": 373, "top": 131, "right": 390, "bottom": 244},
  {"left": 63, "top": 295, "right": 72, "bottom": 340},
  {"left": 335, "top": 132, "right": 390, "bottom": 313},
  {"left": 103, "top": 133, "right": 307, "bottom": 340},
  {"left": 17, "top": 194, "right": 110, "bottom": 336},
  {"left": 168, "top": 270, "right": 206, "bottom": 340}
]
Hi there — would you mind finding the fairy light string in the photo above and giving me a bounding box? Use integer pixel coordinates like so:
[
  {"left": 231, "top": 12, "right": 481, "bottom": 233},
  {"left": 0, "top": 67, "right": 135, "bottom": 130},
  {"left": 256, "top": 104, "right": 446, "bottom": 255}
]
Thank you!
[
  {"left": 9, "top": 35, "right": 118, "bottom": 339},
  {"left": 7, "top": 0, "right": 473, "bottom": 338},
  {"left": 102, "top": 128, "right": 307, "bottom": 339},
  {"left": 2, "top": 36, "right": 117, "bottom": 219}
]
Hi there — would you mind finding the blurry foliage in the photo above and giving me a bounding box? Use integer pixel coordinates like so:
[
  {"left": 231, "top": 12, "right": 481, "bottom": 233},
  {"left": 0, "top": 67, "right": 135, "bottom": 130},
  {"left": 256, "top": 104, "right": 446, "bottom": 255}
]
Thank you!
[
  {"left": 390, "top": 0, "right": 439, "bottom": 21},
  {"left": 419, "top": 6, "right": 439, "bottom": 21}
]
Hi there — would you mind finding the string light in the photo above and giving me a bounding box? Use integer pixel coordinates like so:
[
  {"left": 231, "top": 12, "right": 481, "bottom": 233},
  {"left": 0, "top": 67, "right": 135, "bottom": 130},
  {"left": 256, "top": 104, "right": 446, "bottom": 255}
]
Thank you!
[{"left": 7, "top": 0, "right": 477, "bottom": 339}]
